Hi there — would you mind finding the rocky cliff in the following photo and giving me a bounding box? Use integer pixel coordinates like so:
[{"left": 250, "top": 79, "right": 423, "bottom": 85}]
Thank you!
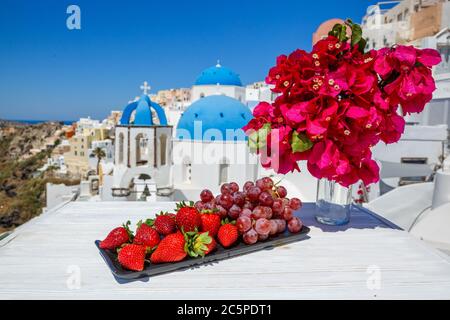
[{"left": 0, "top": 121, "right": 79, "bottom": 232}]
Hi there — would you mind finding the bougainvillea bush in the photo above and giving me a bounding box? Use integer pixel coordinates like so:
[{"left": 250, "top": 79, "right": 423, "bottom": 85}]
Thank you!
[{"left": 243, "top": 20, "right": 441, "bottom": 187}]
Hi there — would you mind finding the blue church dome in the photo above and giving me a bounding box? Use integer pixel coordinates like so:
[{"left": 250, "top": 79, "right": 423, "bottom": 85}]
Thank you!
[
  {"left": 176, "top": 95, "right": 253, "bottom": 141},
  {"left": 120, "top": 94, "right": 168, "bottom": 126},
  {"left": 194, "top": 63, "right": 242, "bottom": 86}
]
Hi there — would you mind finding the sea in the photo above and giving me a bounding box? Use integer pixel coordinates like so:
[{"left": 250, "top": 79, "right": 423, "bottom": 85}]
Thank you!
[{"left": 4, "top": 119, "right": 75, "bottom": 125}]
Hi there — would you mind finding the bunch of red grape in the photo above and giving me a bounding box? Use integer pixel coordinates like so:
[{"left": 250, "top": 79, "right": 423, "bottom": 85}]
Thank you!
[{"left": 194, "top": 177, "right": 303, "bottom": 245}]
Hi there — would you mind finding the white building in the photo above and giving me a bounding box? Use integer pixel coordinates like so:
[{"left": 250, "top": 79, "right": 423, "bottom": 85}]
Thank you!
[
  {"left": 101, "top": 89, "right": 173, "bottom": 201},
  {"left": 87, "top": 139, "right": 114, "bottom": 170},
  {"left": 190, "top": 61, "right": 247, "bottom": 103},
  {"left": 173, "top": 65, "right": 259, "bottom": 199}
]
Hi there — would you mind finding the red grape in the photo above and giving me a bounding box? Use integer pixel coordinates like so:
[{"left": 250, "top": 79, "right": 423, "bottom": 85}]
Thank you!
[
  {"left": 261, "top": 177, "right": 274, "bottom": 190},
  {"left": 200, "top": 189, "right": 214, "bottom": 203},
  {"left": 255, "top": 218, "right": 271, "bottom": 235},
  {"left": 282, "top": 206, "right": 293, "bottom": 221},
  {"left": 203, "top": 201, "right": 216, "bottom": 211},
  {"left": 258, "top": 191, "right": 274, "bottom": 207},
  {"left": 243, "top": 201, "right": 254, "bottom": 210},
  {"left": 243, "top": 181, "right": 254, "bottom": 192},
  {"left": 272, "top": 198, "right": 284, "bottom": 214},
  {"left": 288, "top": 217, "right": 303, "bottom": 233},
  {"left": 255, "top": 179, "right": 265, "bottom": 190},
  {"left": 251, "top": 206, "right": 264, "bottom": 220},
  {"left": 258, "top": 233, "right": 269, "bottom": 241},
  {"left": 228, "top": 204, "right": 241, "bottom": 219},
  {"left": 229, "top": 182, "right": 239, "bottom": 193},
  {"left": 220, "top": 183, "right": 232, "bottom": 195},
  {"left": 269, "top": 220, "right": 278, "bottom": 236},
  {"left": 194, "top": 200, "right": 205, "bottom": 211},
  {"left": 275, "top": 219, "right": 287, "bottom": 233},
  {"left": 236, "top": 216, "right": 252, "bottom": 234},
  {"left": 240, "top": 208, "right": 252, "bottom": 217},
  {"left": 243, "top": 228, "right": 258, "bottom": 245},
  {"left": 215, "top": 205, "right": 228, "bottom": 218},
  {"left": 276, "top": 186, "right": 287, "bottom": 198},
  {"left": 247, "top": 186, "right": 262, "bottom": 202},
  {"left": 215, "top": 195, "right": 221, "bottom": 204},
  {"left": 289, "top": 197, "right": 302, "bottom": 210},
  {"left": 261, "top": 206, "right": 273, "bottom": 219},
  {"left": 233, "top": 191, "right": 246, "bottom": 207},
  {"left": 219, "top": 194, "right": 233, "bottom": 209}
]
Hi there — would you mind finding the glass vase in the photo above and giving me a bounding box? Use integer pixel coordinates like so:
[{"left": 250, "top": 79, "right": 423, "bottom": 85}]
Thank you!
[{"left": 315, "top": 178, "right": 352, "bottom": 226}]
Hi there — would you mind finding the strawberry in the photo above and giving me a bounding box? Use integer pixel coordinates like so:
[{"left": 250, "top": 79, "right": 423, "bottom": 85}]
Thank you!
[
  {"left": 117, "top": 244, "right": 146, "bottom": 271},
  {"left": 217, "top": 222, "right": 239, "bottom": 248},
  {"left": 175, "top": 201, "right": 201, "bottom": 232},
  {"left": 184, "top": 231, "right": 214, "bottom": 258},
  {"left": 133, "top": 220, "right": 160, "bottom": 249},
  {"left": 99, "top": 221, "right": 132, "bottom": 250},
  {"left": 150, "top": 232, "right": 187, "bottom": 264},
  {"left": 200, "top": 210, "right": 221, "bottom": 237},
  {"left": 204, "top": 237, "right": 217, "bottom": 255},
  {"left": 153, "top": 212, "right": 176, "bottom": 235}
]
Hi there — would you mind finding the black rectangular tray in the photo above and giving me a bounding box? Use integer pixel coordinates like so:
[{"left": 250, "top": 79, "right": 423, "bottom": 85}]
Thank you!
[{"left": 96, "top": 225, "right": 310, "bottom": 280}]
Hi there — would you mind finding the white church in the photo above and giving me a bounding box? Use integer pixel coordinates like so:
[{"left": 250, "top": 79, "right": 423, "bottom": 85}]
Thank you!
[{"left": 100, "top": 63, "right": 260, "bottom": 201}]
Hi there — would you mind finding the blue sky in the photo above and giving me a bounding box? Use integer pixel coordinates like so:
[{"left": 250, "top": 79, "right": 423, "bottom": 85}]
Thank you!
[{"left": 0, "top": 0, "right": 376, "bottom": 121}]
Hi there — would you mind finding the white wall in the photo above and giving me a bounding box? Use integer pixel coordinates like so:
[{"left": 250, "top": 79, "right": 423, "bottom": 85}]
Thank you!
[
  {"left": 46, "top": 183, "right": 79, "bottom": 210},
  {"left": 172, "top": 140, "right": 258, "bottom": 194},
  {"left": 191, "top": 85, "right": 246, "bottom": 103}
]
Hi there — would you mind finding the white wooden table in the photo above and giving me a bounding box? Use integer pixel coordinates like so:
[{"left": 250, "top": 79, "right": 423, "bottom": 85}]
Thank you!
[{"left": 1, "top": 201, "right": 450, "bottom": 299}]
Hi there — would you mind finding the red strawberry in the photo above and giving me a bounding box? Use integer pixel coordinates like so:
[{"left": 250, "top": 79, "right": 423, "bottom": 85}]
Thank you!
[
  {"left": 153, "top": 212, "right": 176, "bottom": 235},
  {"left": 99, "top": 221, "right": 132, "bottom": 250},
  {"left": 184, "top": 231, "right": 214, "bottom": 258},
  {"left": 217, "top": 223, "right": 239, "bottom": 248},
  {"left": 118, "top": 244, "right": 146, "bottom": 271},
  {"left": 150, "top": 232, "right": 187, "bottom": 264},
  {"left": 133, "top": 221, "right": 160, "bottom": 249},
  {"left": 204, "top": 237, "right": 217, "bottom": 255},
  {"left": 175, "top": 201, "right": 201, "bottom": 232},
  {"left": 200, "top": 210, "right": 221, "bottom": 237}
]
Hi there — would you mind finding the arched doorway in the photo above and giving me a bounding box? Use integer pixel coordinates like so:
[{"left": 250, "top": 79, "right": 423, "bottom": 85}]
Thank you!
[
  {"left": 118, "top": 133, "right": 124, "bottom": 164},
  {"left": 159, "top": 134, "right": 168, "bottom": 166},
  {"left": 135, "top": 133, "right": 148, "bottom": 166},
  {"left": 219, "top": 158, "right": 230, "bottom": 185}
]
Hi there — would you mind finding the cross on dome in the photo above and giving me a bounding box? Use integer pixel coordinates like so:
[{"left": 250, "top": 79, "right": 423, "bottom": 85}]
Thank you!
[
  {"left": 216, "top": 59, "right": 221, "bottom": 68},
  {"left": 140, "top": 81, "right": 151, "bottom": 95}
]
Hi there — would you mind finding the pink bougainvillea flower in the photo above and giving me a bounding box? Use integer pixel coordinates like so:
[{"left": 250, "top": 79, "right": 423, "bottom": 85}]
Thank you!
[
  {"left": 416, "top": 48, "right": 442, "bottom": 67},
  {"left": 243, "top": 28, "right": 440, "bottom": 187}
]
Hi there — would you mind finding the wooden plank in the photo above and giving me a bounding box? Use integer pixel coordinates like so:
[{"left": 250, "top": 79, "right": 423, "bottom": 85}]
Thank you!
[{"left": 0, "top": 202, "right": 449, "bottom": 299}]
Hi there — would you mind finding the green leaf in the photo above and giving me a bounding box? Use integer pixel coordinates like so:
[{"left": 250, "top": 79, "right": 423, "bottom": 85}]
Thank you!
[
  {"left": 291, "top": 131, "right": 313, "bottom": 153},
  {"left": 328, "top": 23, "right": 348, "bottom": 42},
  {"left": 351, "top": 24, "right": 362, "bottom": 47},
  {"left": 248, "top": 123, "right": 271, "bottom": 152},
  {"left": 358, "top": 37, "right": 367, "bottom": 53}
]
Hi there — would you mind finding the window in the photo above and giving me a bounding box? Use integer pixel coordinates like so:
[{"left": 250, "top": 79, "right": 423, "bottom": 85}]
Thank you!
[
  {"left": 159, "top": 134, "right": 167, "bottom": 166},
  {"left": 74, "top": 151, "right": 77, "bottom": 156},
  {"left": 118, "top": 133, "right": 124, "bottom": 164},
  {"left": 219, "top": 159, "right": 229, "bottom": 185},
  {"left": 182, "top": 159, "right": 192, "bottom": 183},
  {"left": 397, "top": 13, "right": 402, "bottom": 21},
  {"left": 135, "top": 133, "right": 148, "bottom": 166}
]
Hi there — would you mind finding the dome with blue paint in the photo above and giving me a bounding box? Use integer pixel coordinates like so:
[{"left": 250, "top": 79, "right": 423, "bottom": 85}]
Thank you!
[
  {"left": 119, "top": 94, "right": 168, "bottom": 126},
  {"left": 194, "top": 63, "right": 242, "bottom": 86},
  {"left": 176, "top": 95, "right": 253, "bottom": 141}
]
